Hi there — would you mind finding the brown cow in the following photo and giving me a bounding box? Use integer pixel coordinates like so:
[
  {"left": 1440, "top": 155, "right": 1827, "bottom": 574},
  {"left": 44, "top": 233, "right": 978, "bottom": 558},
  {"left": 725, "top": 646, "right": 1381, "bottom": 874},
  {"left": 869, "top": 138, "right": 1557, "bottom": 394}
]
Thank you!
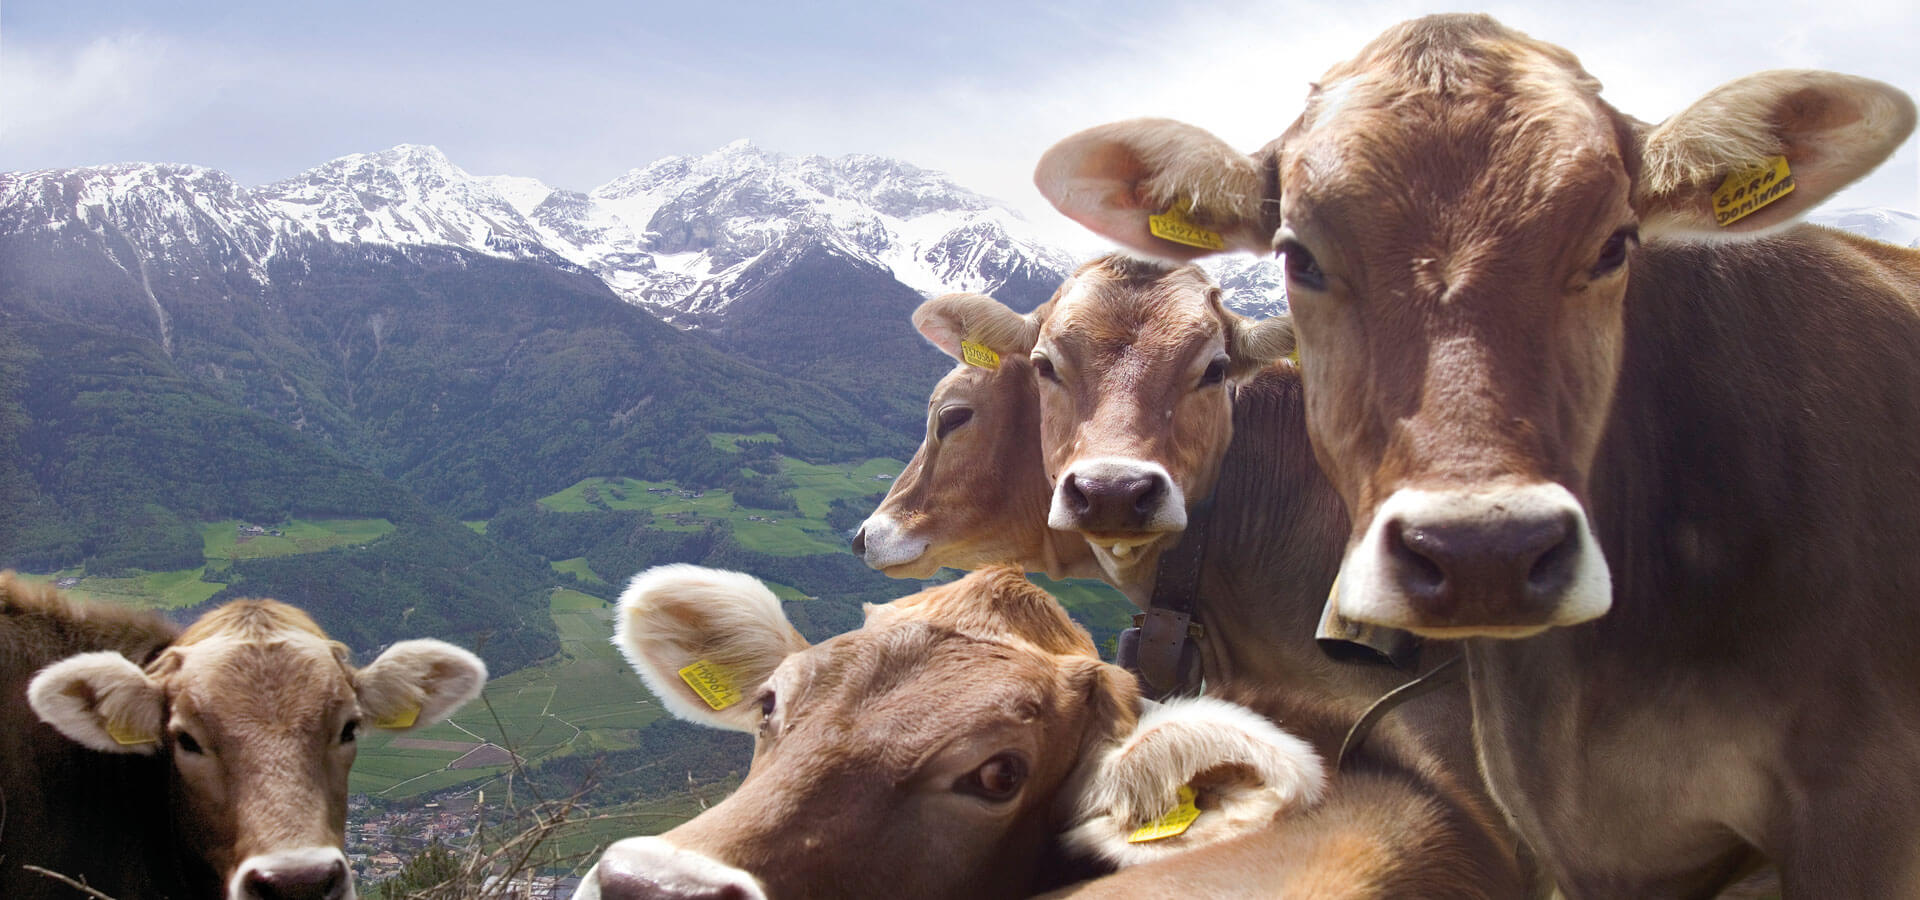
[
  {"left": 4, "top": 572, "right": 487, "bottom": 900},
  {"left": 575, "top": 565, "right": 1521, "bottom": 899},
  {"left": 851, "top": 314, "right": 1103, "bottom": 582},
  {"left": 1033, "top": 13, "right": 1920, "bottom": 896}
]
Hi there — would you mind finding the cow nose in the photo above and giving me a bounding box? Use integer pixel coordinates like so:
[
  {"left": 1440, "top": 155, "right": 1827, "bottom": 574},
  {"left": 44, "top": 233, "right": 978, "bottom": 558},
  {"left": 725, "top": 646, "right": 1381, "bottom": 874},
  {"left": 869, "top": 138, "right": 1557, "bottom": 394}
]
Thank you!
[
  {"left": 588, "top": 838, "right": 766, "bottom": 900},
  {"left": 1060, "top": 471, "right": 1166, "bottom": 528},
  {"left": 237, "top": 855, "right": 349, "bottom": 900},
  {"left": 1386, "top": 507, "right": 1579, "bottom": 619},
  {"left": 850, "top": 524, "right": 867, "bottom": 556}
]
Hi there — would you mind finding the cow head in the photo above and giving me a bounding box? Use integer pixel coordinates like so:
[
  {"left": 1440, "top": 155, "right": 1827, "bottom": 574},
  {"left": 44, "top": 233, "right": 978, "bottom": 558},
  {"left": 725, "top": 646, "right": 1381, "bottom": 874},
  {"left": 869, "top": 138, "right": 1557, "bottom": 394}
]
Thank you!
[
  {"left": 1034, "top": 14, "right": 1914, "bottom": 635},
  {"left": 854, "top": 295, "right": 1093, "bottom": 579},
  {"left": 577, "top": 565, "right": 1326, "bottom": 899},
  {"left": 29, "top": 599, "right": 486, "bottom": 900},
  {"left": 918, "top": 258, "right": 1293, "bottom": 583}
]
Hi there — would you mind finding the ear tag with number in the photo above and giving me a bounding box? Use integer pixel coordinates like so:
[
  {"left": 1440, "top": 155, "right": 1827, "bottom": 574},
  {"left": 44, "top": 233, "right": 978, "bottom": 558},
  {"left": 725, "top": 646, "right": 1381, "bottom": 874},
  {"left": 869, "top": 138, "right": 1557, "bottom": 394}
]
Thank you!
[
  {"left": 373, "top": 704, "right": 421, "bottom": 730},
  {"left": 1127, "top": 784, "right": 1203, "bottom": 843},
  {"left": 1148, "top": 197, "right": 1226, "bottom": 251},
  {"left": 678, "top": 659, "right": 743, "bottom": 711},
  {"left": 960, "top": 340, "right": 1001, "bottom": 370},
  {"left": 1712, "top": 156, "right": 1794, "bottom": 226},
  {"left": 108, "top": 721, "right": 157, "bottom": 746}
]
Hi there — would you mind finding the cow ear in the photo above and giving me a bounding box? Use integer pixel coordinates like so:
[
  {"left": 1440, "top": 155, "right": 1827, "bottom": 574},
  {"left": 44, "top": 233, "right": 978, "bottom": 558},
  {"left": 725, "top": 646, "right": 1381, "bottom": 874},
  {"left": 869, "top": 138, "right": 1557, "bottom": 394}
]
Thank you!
[
  {"left": 913, "top": 293, "right": 1037, "bottom": 361},
  {"left": 615, "top": 564, "right": 810, "bottom": 732},
  {"left": 1063, "top": 696, "right": 1327, "bottom": 867},
  {"left": 1036, "top": 118, "right": 1272, "bottom": 261},
  {"left": 1636, "top": 71, "right": 1916, "bottom": 238},
  {"left": 1227, "top": 313, "right": 1297, "bottom": 381},
  {"left": 355, "top": 640, "right": 488, "bottom": 732},
  {"left": 27, "top": 652, "right": 165, "bottom": 755}
]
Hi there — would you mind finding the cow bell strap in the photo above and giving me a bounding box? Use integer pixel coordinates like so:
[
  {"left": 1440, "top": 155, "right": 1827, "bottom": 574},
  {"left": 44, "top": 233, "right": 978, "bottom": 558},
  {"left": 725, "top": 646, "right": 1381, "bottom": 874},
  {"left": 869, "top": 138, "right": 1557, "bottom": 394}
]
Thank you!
[
  {"left": 1336, "top": 654, "right": 1465, "bottom": 771},
  {"left": 1130, "top": 496, "right": 1214, "bottom": 699}
]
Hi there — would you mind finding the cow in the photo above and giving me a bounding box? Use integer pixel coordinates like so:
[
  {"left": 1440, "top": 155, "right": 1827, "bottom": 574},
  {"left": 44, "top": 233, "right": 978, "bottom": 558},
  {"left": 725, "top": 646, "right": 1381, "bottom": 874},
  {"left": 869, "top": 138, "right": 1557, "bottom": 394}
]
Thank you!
[
  {"left": 852, "top": 336, "right": 1103, "bottom": 583},
  {"left": 1031, "top": 13, "right": 1920, "bottom": 895},
  {"left": 3, "top": 571, "right": 488, "bottom": 900},
  {"left": 574, "top": 564, "right": 1522, "bottom": 899}
]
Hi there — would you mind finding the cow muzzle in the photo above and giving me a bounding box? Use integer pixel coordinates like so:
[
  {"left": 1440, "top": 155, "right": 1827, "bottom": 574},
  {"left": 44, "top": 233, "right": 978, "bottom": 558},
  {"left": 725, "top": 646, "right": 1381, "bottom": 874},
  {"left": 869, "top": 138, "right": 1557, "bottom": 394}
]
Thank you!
[
  {"left": 230, "top": 847, "right": 353, "bottom": 900},
  {"left": 853, "top": 513, "right": 933, "bottom": 575},
  {"left": 1049, "top": 458, "right": 1186, "bottom": 542},
  {"left": 575, "top": 837, "right": 767, "bottom": 900},
  {"left": 1334, "top": 483, "right": 1612, "bottom": 636}
]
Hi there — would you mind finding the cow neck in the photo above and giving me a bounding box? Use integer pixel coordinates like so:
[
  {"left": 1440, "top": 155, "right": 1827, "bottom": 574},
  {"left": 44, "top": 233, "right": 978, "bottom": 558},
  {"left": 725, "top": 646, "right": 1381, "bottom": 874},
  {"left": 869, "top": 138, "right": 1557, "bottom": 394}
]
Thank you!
[
  {"left": 1336, "top": 653, "right": 1465, "bottom": 771},
  {"left": 1127, "top": 493, "right": 1214, "bottom": 699}
]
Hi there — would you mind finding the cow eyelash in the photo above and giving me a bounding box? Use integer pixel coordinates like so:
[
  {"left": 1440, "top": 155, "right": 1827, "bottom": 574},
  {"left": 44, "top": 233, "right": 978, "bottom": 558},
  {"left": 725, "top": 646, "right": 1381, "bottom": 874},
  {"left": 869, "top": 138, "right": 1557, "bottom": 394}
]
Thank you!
[
  {"left": 935, "top": 406, "right": 973, "bottom": 440},
  {"left": 1591, "top": 226, "right": 1639, "bottom": 278},
  {"left": 1278, "top": 238, "right": 1327, "bottom": 291},
  {"left": 1200, "top": 357, "right": 1229, "bottom": 387}
]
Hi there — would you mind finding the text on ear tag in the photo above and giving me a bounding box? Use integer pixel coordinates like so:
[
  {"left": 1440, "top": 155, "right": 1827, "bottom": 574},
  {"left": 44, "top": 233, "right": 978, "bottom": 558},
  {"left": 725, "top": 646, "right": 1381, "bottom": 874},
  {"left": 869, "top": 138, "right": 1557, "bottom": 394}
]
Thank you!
[
  {"left": 678, "top": 659, "right": 742, "bottom": 711},
  {"left": 373, "top": 704, "right": 421, "bottom": 730},
  {"left": 1128, "top": 784, "right": 1203, "bottom": 843},
  {"left": 107, "top": 722, "right": 157, "bottom": 746},
  {"left": 1712, "top": 156, "right": 1794, "bottom": 226},
  {"left": 1148, "top": 198, "right": 1226, "bottom": 251},
  {"left": 960, "top": 340, "right": 1000, "bottom": 370}
]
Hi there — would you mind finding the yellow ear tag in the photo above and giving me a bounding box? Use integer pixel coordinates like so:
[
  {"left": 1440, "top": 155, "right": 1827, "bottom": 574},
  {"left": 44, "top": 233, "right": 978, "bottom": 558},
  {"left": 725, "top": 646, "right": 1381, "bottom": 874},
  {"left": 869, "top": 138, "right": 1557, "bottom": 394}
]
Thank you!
[
  {"left": 107, "top": 722, "right": 157, "bottom": 747},
  {"left": 1286, "top": 347, "right": 1302, "bottom": 367},
  {"left": 960, "top": 340, "right": 1001, "bottom": 370},
  {"left": 1148, "top": 198, "right": 1226, "bottom": 251},
  {"left": 678, "top": 659, "right": 743, "bottom": 711},
  {"left": 1127, "top": 784, "right": 1203, "bottom": 843},
  {"left": 372, "top": 704, "right": 421, "bottom": 730},
  {"left": 1712, "top": 156, "right": 1794, "bottom": 227}
]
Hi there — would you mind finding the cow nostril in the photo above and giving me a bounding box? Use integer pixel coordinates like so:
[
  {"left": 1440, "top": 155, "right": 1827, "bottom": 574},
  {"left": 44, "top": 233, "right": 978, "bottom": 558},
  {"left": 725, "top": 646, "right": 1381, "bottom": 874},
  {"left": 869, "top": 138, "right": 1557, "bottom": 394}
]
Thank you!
[
  {"left": 1062, "top": 474, "right": 1091, "bottom": 515},
  {"left": 1527, "top": 512, "right": 1580, "bottom": 597},
  {"left": 1130, "top": 474, "right": 1167, "bottom": 516},
  {"left": 850, "top": 525, "right": 867, "bottom": 556},
  {"left": 1389, "top": 520, "right": 1449, "bottom": 603}
]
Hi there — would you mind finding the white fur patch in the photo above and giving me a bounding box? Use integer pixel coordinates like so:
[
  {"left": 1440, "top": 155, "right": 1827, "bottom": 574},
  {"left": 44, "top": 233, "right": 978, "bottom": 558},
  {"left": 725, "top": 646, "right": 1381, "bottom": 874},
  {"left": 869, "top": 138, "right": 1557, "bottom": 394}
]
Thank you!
[
  {"left": 1064, "top": 696, "right": 1327, "bottom": 867},
  {"left": 228, "top": 847, "right": 354, "bottom": 900},
  {"left": 354, "top": 639, "right": 488, "bottom": 732},
  {"left": 580, "top": 836, "right": 767, "bottom": 900},
  {"left": 27, "top": 651, "right": 165, "bottom": 755},
  {"left": 855, "top": 512, "right": 930, "bottom": 572},
  {"left": 614, "top": 564, "right": 807, "bottom": 732}
]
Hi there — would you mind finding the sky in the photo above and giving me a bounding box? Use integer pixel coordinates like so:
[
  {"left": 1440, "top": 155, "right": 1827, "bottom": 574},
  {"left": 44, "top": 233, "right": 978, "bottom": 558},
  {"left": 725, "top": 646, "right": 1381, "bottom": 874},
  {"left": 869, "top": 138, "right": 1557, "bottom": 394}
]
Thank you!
[{"left": 4, "top": 0, "right": 1917, "bottom": 241}]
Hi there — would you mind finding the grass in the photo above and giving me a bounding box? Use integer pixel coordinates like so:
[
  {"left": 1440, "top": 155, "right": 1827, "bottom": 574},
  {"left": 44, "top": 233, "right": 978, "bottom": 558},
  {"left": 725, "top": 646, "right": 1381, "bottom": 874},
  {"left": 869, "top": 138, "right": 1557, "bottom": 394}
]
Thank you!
[
  {"left": 550, "top": 558, "right": 606, "bottom": 585},
  {"left": 351, "top": 589, "right": 661, "bottom": 799},
  {"left": 705, "top": 432, "right": 781, "bottom": 452},
  {"left": 536, "top": 454, "right": 902, "bottom": 559},
  {"left": 464, "top": 521, "right": 489, "bottom": 534},
  {"left": 202, "top": 517, "right": 396, "bottom": 561},
  {"left": 15, "top": 566, "right": 226, "bottom": 610}
]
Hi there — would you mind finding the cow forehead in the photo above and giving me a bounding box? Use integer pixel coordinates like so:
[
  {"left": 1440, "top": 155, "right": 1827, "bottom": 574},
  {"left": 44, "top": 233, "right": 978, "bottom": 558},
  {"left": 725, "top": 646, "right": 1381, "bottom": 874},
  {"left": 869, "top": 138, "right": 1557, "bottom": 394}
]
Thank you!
[
  {"left": 164, "top": 630, "right": 355, "bottom": 727},
  {"left": 1288, "top": 19, "right": 1624, "bottom": 241},
  {"left": 1046, "top": 272, "right": 1221, "bottom": 358}
]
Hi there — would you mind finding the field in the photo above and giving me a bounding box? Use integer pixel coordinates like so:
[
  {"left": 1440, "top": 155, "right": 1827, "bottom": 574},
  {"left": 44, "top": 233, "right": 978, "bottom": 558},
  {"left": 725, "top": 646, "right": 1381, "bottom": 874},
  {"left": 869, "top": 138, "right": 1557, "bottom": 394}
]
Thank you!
[
  {"left": 13, "top": 517, "right": 399, "bottom": 609},
  {"left": 535, "top": 451, "right": 904, "bottom": 563},
  {"left": 349, "top": 588, "right": 661, "bottom": 798}
]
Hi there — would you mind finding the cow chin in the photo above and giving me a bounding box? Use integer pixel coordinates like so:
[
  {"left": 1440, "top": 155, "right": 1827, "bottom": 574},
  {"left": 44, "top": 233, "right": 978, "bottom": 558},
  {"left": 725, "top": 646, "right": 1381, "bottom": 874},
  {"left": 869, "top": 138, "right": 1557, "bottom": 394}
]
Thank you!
[
  {"left": 228, "top": 847, "right": 354, "bottom": 900},
  {"left": 578, "top": 837, "right": 767, "bottom": 900},
  {"left": 1335, "top": 483, "right": 1613, "bottom": 636}
]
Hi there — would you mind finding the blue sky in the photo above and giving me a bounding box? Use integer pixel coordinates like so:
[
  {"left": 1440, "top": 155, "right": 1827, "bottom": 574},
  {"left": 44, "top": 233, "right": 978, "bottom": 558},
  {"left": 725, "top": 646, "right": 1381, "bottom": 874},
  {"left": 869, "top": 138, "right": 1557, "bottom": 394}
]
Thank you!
[{"left": 5, "top": 0, "right": 1917, "bottom": 226}]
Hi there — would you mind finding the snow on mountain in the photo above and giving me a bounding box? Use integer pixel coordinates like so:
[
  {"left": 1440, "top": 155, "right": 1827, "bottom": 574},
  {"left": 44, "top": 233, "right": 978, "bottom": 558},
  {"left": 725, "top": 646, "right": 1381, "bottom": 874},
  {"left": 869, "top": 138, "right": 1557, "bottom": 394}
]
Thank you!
[
  {"left": 7, "top": 147, "right": 1911, "bottom": 334},
  {"left": 1811, "top": 206, "right": 1920, "bottom": 249}
]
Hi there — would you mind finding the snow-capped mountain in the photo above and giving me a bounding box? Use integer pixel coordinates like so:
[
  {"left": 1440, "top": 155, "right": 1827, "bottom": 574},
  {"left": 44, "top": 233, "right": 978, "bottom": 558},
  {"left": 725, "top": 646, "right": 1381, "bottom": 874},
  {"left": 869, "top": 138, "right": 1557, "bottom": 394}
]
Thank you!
[
  {"left": 0, "top": 141, "right": 1075, "bottom": 326},
  {"left": 1811, "top": 207, "right": 1920, "bottom": 249}
]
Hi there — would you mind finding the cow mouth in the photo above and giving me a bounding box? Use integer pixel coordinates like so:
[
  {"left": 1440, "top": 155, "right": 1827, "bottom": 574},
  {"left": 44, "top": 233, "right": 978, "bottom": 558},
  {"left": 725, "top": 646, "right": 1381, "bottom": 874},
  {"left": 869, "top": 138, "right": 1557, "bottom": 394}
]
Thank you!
[{"left": 1078, "top": 531, "right": 1172, "bottom": 559}]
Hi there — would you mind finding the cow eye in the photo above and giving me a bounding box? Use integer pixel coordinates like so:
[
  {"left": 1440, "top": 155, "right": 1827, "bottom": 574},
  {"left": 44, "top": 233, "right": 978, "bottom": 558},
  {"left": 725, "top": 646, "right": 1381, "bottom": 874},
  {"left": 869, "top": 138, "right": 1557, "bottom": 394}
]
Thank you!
[
  {"left": 1199, "top": 356, "right": 1229, "bottom": 387},
  {"left": 757, "top": 691, "right": 777, "bottom": 724},
  {"left": 1031, "top": 354, "right": 1059, "bottom": 384},
  {"left": 174, "top": 731, "right": 204, "bottom": 755},
  {"left": 957, "top": 752, "right": 1028, "bottom": 802},
  {"left": 935, "top": 406, "right": 973, "bottom": 440},
  {"left": 1591, "top": 227, "right": 1638, "bottom": 278},
  {"left": 340, "top": 721, "right": 359, "bottom": 744},
  {"left": 1279, "top": 239, "right": 1326, "bottom": 292}
]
